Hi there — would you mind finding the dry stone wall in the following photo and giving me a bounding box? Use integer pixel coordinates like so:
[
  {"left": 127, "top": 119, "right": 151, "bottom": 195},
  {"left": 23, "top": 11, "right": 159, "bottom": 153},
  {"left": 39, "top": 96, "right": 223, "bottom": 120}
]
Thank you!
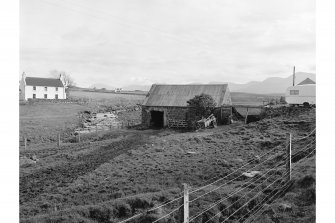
[{"left": 142, "top": 106, "right": 232, "bottom": 128}]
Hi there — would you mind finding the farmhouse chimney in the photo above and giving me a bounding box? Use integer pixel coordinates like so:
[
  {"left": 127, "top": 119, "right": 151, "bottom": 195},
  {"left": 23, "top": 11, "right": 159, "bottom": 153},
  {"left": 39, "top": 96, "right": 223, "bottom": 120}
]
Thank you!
[
  {"left": 22, "top": 72, "right": 26, "bottom": 84},
  {"left": 293, "top": 66, "right": 295, "bottom": 86}
]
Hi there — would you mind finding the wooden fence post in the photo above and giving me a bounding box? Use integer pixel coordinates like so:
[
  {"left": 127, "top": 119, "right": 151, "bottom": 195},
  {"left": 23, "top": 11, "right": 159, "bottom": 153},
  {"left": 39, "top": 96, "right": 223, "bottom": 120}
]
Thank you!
[
  {"left": 245, "top": 108, "right": 249, "bottom": 124},
  {"left": 183, "top": 183, "right": 189, "bottom": 223},
  {"left": 24, "top": 137, "right": 27, "bottom": 150},
  {"left": 96, "top": 124, "right": 98, "bottom": 135},
  {"left": 78, "top": 132, "right": 81, "bottom": 143},
  {"left": 286, "top": 133, "right": 292, "bottom": 182},
  {"left": 57, "top": 133, "right": 61, "bottom": 148},
  {"left": 178, "top": 186, "right": 184, "bottom": 223}
]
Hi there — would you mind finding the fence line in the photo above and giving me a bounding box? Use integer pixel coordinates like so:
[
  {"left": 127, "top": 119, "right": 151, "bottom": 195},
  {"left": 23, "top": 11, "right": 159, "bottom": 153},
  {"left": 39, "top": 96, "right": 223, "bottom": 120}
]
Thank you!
[
  {"left": 234, "top": 143, "right": 316, "bottom": 223},
  {"left": 189, "top": 136, "right": 314, "bottom": 205},
  {"left": 116, "top": 134, "right": 315, "bottom": 223},
  {"left": 189, "top": 141, "right": 289, "bottom": 196},
  {"left": 116, "top": 140, "right": 293, "bottom": 223},
  {"left": 189, "top": 164, "right": 289, "bottom": 223},
  {"left": 291, "top": 127, "right": 316, "bottom": 141},
  {"left": 117, "top": 128, "right": 316, "bottom": 223},
  {"left": 237, "top": 179, "right": 291, "bottom": 223},
  {"left": 238, "top": 146, "right": 316, "bottom": 223},
  {"left": 220, "top": 171, "right": 291, "bottom": 223},
  {"left": 20, "top": 122, "right": 143, "bottom": 150},
  {"left": 152, "top": 203, "right": 184, "bottom": 223},
  {"left": 188, "top": 144, "right": 289, "bottom": 204},
  {"left": 243, "top": 148, "right": 316, "bottom": 223}
]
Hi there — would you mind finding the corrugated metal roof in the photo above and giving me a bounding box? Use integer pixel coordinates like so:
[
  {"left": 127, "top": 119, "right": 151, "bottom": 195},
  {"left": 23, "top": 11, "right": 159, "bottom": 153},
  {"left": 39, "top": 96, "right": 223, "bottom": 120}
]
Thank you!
[
  {"left": 297, "top": 78, "right": 316, "bottom": 85},
  {"left": 142, "top": 84, "right": 231, "bottom": 107},
  {"left": 25, "top": 77, "right": 64, "bottom": 87}
]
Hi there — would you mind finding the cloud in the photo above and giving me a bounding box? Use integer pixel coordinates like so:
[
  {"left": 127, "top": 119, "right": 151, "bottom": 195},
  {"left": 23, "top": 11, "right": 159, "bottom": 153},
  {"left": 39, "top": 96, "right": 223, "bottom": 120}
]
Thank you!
[{"left": 20, "top": 0, "right": 315, "bottom": 87}]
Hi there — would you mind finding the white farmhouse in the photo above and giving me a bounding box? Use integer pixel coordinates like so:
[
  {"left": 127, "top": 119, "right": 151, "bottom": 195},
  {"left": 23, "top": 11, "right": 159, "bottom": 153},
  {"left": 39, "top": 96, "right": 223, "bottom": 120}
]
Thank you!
[
  {"left": 285, "top": 78, "right": 316, "bottom": 106},
  {"left": 20, "top": 73, "right": 66, "bottom": 100}
]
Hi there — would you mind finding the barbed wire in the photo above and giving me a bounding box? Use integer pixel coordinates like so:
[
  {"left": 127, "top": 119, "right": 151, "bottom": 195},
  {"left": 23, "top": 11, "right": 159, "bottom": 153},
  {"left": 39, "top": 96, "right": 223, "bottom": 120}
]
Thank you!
[
  {"left": 190, "top": 136, "right": 315, "bottom": 204},
  {"left": 191, "top": 140, "right": 316, "bottom": 223},
  {"left": 189, "top": 141, "right": 289, "bottom": 196},
  {"left": 241, "top": 180, "right": 292, "bottom": 223},
  {"left": 291, "top": 128, "right": 316, "bottom": 141},
  {"left": 244, "top": 149, "right": 316, "bottom": 223},
  {"left": 188, "top": 147, "right": 288, "bottom": 204},
  {"left": 189, "top": 162, "right": 288, "bottom": 222},
  {"left": 220, "top": 171, "right": 290, "bottom": 223},
  {"left": 238, "top": 147, "right": 316, "bottom": 223},
  {"left": 118, "top": 129, "right": 316, "bottom": 223}
]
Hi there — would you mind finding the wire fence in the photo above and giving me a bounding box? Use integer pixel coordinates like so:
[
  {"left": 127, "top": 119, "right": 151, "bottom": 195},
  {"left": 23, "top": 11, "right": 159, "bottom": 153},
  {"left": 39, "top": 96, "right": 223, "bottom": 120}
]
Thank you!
[
  {"left": 19, "top": 121, "right": 143, "bottom": 150},
  {"left": 117, "top": 128, "right": 316, "bottom": 223}
]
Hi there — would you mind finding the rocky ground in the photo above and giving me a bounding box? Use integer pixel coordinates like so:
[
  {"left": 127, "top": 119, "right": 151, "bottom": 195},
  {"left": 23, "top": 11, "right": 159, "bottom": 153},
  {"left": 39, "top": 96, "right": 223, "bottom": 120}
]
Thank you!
[{"left": 19, "top": 107, "right": 315, "bottom": 223}]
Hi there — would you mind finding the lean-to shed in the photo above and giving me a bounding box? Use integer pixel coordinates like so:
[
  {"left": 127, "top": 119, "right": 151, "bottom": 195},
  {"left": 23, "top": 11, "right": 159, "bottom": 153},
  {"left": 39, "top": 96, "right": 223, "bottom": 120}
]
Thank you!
[{"left": 141, "top": 84, "right": 232, "bottom": 128}]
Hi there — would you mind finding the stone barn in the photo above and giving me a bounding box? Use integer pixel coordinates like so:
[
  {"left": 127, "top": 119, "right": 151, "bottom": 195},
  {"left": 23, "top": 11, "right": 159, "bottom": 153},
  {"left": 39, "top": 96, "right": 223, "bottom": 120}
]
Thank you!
[{"left": 141, "top": 84, "right": 232, "bottom": 128}]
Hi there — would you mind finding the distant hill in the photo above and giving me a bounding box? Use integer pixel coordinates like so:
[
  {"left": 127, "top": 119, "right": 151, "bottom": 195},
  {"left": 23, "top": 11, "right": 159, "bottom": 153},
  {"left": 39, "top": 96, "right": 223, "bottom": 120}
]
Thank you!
[
  {"left": 117, "top": 72, "right": 316, "bottom": 94},
  {"left": 210, "top": 72, "right": 315, "bottom": 94}
]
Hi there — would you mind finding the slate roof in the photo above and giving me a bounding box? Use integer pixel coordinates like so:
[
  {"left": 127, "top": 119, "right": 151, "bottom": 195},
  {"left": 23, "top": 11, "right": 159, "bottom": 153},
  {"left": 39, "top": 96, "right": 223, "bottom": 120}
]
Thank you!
[
  {"left": 142, "top": 84, "right": 230, "bottom": 107},
  {"left": 25, "top": 77, "right": 64, "bottom": 87},
  {"left": 297, "top": 78, "right": 316, "bottom": 85}
]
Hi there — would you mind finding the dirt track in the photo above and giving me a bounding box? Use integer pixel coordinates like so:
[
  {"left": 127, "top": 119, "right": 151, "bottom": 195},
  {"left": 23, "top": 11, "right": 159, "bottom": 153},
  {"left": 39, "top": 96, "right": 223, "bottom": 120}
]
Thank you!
[{"left": 20, "top": 133, "right": 147, "bottom": 204}]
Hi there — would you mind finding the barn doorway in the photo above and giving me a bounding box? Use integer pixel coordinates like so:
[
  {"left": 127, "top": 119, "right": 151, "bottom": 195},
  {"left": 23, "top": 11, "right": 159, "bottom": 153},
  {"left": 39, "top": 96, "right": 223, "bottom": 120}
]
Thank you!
[{"left": 150, "top": 111, "right": 164, "bottom": 128}]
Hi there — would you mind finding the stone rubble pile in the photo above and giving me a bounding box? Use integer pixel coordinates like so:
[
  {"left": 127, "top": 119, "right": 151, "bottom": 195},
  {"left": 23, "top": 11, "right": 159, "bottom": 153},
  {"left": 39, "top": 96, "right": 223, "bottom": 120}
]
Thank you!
[{"left": 75, "top": 111, "right": 122, "bottom": 134}]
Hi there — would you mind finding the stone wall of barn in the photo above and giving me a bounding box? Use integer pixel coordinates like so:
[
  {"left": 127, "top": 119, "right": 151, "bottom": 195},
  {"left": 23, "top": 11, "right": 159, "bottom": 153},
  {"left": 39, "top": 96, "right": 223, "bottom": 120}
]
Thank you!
[
  {"left": 142, "top": 106, "right": 232, "bottom": 128},
  {"left": 142, "top": 106, "right": 189, "bottom": 128}
]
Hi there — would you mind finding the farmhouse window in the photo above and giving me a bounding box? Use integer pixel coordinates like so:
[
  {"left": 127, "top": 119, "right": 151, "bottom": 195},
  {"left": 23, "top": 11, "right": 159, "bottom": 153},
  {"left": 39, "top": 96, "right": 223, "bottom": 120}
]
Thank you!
[
  {"left": 44, "top": 94, "right": 47, "bottom": 99},
  {"left": 44, "top": 87, "right": 48, "bottom": 91},
  {"left": 33, "top": 86, "right": 36, "bottom": 90},
  {"left": 33, "top": 94, "right": 36, "bottom": 99},
  {"left": 55, "top": 87, "right": 58, "bottom": 91},
  {"left": 55, "top": 94, "right": 58, "bottom": 99},
  {"left": 290, "top": 90, "right": 299, "bottom": 95}
]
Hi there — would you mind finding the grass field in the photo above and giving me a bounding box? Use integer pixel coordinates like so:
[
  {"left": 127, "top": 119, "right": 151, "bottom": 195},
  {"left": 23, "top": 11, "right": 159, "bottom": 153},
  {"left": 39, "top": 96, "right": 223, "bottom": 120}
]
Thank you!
[
  {"left": 20, "top": 103, "right": 88, "bottom": 144},
  {"left": 20, "top": 107, "right": 315, "bottom": 222},
  {"left": 69, "top": 90, "right": 146, "bottom": 106},
  {"left": 19, "top": 90, "right": 280, "bottom": 144},
  {"left": 20, "top": 91, "right": 145, "bottom": 144},
  {"left": 70, "top": 90, "right": 280, "bottom": 107},
  {"left": 231, "top": 92, "right": 281, "bottom": 106}
]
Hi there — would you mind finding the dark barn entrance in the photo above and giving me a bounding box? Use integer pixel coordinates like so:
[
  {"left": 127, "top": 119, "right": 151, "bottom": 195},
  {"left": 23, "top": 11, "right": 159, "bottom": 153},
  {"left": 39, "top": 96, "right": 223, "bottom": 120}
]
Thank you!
[{"left": 150, "top": 111, "right": 164, "bottom": 128}]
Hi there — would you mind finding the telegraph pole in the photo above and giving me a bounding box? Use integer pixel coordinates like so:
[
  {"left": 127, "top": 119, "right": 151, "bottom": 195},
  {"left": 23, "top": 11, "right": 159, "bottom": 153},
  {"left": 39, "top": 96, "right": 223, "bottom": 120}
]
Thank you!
[{"left": 286, "top": 133, "right": 292, "bottom": 182}]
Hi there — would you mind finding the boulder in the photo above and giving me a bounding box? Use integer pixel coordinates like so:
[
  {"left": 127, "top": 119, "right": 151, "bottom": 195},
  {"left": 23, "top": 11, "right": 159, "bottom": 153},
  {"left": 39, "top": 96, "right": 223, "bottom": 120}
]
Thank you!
[
  {"left": 278, "top": 203, "right": 292, "bottom": 212},
  {"left": 242, "top": 171, "right": 261, "bottom": 178}
]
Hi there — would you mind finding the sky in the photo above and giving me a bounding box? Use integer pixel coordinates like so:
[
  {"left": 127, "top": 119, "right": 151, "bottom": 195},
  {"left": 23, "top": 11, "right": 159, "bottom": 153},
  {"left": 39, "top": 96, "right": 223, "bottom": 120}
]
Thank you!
[{"left": 20, "top": 0, "right": 315, "bottom": 88}]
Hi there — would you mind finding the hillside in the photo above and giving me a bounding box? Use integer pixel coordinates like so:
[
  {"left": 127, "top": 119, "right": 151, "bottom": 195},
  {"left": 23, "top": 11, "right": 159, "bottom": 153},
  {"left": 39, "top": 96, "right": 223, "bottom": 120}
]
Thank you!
[
  {"left": 227, "top": 72, "right": 316, "bottom": 94},
  {"left": 121, "top": 72, "right": 315, "bottom": 94}
]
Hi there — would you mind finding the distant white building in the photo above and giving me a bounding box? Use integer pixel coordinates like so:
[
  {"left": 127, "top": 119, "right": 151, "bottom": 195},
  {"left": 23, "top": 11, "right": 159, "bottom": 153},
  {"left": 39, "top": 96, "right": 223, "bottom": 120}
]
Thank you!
[
  {"left": 285, "top": 78, "right": 315, "bottom": 106},
  {"left": 20, "top": 73, "right": 66, "bottom": 100}
]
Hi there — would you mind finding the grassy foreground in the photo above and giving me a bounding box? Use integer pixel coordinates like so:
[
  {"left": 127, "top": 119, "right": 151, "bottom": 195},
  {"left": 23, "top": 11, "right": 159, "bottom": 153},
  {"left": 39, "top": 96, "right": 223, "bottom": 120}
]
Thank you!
[{"left": 20, "top": 107, "right": 315, "bottom": 223}]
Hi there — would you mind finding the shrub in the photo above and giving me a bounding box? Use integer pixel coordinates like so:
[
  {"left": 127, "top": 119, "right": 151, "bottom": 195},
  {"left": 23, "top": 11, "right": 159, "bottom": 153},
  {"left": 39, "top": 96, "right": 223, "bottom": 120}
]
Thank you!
[
  {"left": 280, "top": 96, "right": 287, "bottom": 104},
  {"left": 127, "top": 196, "right": 153, "bottom": 211},
  {"left": 88, "top": 206, "right": 112, "bottom": 223},
  {"left": 186, "top": 94, "right": 217, "bottom": 129},
  {"left": 113, "top": 201, "right": 132, "bottom": 218}
]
